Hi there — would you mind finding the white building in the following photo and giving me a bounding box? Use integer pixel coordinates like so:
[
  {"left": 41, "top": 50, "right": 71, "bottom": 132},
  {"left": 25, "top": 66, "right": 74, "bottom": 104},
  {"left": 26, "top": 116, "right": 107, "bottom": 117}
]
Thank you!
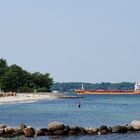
[{"left": 135, "top": 82, "right": 140, "bottom": 91}]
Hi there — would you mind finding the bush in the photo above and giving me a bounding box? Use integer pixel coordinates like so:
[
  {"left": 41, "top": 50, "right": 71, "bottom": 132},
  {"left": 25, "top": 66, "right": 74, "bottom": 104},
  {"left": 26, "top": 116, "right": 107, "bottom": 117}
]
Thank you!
[
  {"left": 19, "top": 86, "right": 34, "bottom": 93},
  {"left": 37, "top": 88, "right": 51, "bottom": 92}
]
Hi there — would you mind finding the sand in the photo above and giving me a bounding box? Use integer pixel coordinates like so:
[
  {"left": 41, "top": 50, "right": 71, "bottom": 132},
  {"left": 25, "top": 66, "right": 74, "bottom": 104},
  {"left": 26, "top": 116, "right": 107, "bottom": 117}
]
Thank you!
[{"left": 0, "top": 93, "right": 58, "bottom": 104}]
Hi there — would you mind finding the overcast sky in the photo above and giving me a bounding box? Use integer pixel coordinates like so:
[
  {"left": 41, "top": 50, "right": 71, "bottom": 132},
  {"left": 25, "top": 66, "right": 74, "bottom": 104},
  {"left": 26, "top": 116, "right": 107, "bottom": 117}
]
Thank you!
[{"left": 0, "top": 0, "right": 140, "bottom": 83}]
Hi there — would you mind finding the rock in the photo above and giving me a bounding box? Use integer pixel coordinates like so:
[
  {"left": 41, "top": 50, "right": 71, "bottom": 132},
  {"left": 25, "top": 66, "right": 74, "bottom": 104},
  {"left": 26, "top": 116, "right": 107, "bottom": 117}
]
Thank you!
[
  {"left": 98, "top": 129, "right": 109, "bottom": 135},
  {"left": 48, "top": 122, "right": 65, "bottom": 132},
  {"left": 4, "top": 127, "right": 15, "bottom": 134},
  {"left": 35, "top": 129, "right": 46, "bottom": 136},
  {"left": 27, "top": 126, "right": 35, "bottom": 132},
  {"left": 64, "top": 125, "right": 70, "bottom": 133},
  {"left": 99, "top": 125, "right": 109, "bottom": 131},
  {"left": 68, "top": 126, "right": 78, "bottom": 135},
  {"left": 98, "top": 125, "right": 109, "bottom": 135},
  {"left": 23, "top": 128, "right": 35, "bottom": 137},
  {"left": 77, "top": 127, "right": 86, "bottom": 135},
  {"left": 131, "top": 120, "right": 140, "bottom": 130},
  {"left": 108, "top": 127, "right": 112, "bottom": 132},
  {"left": 68, "top": 130, "right": 77, "bottom": 135},
  {"left": 40, "top": 128, "right": 48, "bottom": 134},
  {"left": 53, "top": 130, "right": 66, "bottom": 135},
  {"left": 0, "top": 124, "right": 7, "bottom": 129},
  {"left": 85, "top": 127, "right": 98, "bottom": 135},
  {"left": 0, "top": 128, "right": 4, "bottom": 135},
  {"left": 19, "top": 123, "right": 27, "bottom": 130},
  {"left": 14, "top": 128, "right": 24, "bottom": 136},
  {"left": 46, "top": 131, "right": 52, "bottom": 135},
  {"left": 125, "top": 125, "right": 134, "bottom": 132},
  {"left": 111, "top": 125, "right": 127, "bottom": 133}
]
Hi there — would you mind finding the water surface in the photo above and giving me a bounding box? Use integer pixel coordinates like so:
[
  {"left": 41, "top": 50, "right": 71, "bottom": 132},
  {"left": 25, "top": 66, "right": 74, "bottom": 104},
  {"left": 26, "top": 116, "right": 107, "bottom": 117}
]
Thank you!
[{"left": 0, "top": 94, "right": 140, "bottom": 140}]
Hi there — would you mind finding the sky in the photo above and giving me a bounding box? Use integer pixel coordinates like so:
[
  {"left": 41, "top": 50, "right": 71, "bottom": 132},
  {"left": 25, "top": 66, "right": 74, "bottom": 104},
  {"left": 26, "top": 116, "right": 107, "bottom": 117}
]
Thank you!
[{"left": 0, "top": 0, "right": 140, "bottom": 83}]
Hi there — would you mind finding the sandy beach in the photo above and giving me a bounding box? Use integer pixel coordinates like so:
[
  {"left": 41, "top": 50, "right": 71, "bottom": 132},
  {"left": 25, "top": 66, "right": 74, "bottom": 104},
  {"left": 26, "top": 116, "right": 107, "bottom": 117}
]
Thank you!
[{"left": 0, "top": 93, "right": 58, "bottom": 104}]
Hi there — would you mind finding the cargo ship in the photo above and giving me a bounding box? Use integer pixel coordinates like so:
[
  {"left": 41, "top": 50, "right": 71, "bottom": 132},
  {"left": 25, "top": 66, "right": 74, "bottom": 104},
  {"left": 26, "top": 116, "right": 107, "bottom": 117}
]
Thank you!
[{"left": 75, "top": 82, "right": 140, "bottom": 95}]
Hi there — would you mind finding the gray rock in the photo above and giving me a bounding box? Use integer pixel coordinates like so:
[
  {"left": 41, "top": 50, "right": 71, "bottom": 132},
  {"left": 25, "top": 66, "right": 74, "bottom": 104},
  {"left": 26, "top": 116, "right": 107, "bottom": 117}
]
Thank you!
[
  {"left": 131, "top": 120, "right": 140, "bottom": 130},
  {"left": 14, "top": 128, "right": 24, "bottom": 136},
  {"left": 111, "top": 125, "right": 127, "bottom": 133},
  {"left": 98, "top": 125, "right": 109, "bottom": 135},
  {"left": 98, "top": 129, "right": 109, "bottom": 135},
  {"left": 53, "top": 130, "right": 66, "bottom": 135},
  {"left": 77, "top": 127, "right": 86, "bottom": 135},
  {"left": 68, "top": 129, "right": 77, "bottom": 135},
  {"left": 99, "top": 125, "right": 109, "bottom": 131},
  {"left": 35, "top": 129, "right": 46, "bottom": 136},
  {"left": 125, "top": 125, "right": 134, "bottom": 131},
  {"left": 40, "top": 128, "right": 48, "bottom": 133},
  {"left": 0, "top": 124, "right": 7, "bottom": 129},
  {"left": 48, "top": 122, "right": 65, "bottom": 132},
  {"left": 85, "top": 127, "right": 98, "bottom": 135},
  {"left": 68, "top": 126, "right": 79, "bottom": 135},
  {"left": 4, "top": 127, "right": 15, "bottom": 134},
  {"left": 0, "top": 128, "right": 4, "bottom": 135}
]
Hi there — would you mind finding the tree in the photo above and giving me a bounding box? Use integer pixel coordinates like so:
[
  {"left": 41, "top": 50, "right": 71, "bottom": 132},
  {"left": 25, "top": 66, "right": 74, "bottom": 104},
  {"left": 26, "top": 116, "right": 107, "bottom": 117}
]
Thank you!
[
  {"left": 32, "top": 72, "right": 53, "bottom": 92},
  {"left": 42, "top": 73, "right": 53, "bottom": 91},
  {"left": 0, "top": 58, "right": 8, "bottom": 88},
  {"left": 0, "top": 58, "right": 54, "bottom": 92},
  {"left": 2, "top": 64, "right": 23, "bottom": 92}
]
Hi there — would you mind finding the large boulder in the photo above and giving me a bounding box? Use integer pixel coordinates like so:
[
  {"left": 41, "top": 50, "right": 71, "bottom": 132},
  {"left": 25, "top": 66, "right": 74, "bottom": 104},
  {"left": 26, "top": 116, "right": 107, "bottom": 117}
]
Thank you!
[
  {"left": 125, "top": 125, "right": 134, "bottom": 132},
  {"left": 77, "top": 127, "right": 86, "bottom": 135},
  {"left": 14, "top": 128, "right": 24, "bottom": 136},
  {"left": 0, "top": 129, "right": 4, "bottom": 135},
  {"left": 85, "top": 127, "right": 98, "bottom": 135},
  {"left": 4, "top": 127, "right": 15, "bottom": 134},
  {"left": 111, "top": 125, "right": 127, "bottom": 133},
  {"left": 99, "top": 125, "right": 109, "bottom": 131},
  {"left": 68, "top": 126, "right": 78, "bottom": 135},
  {"left": 35, "top": 129, "right": 47, "bottom": 136},
  {"left": 131, "top": 120, "right": 140, "bottom": 130},
  {"left": 98, "top": 125, "right": 109, "bottom": 135},
  {"left": 0, "top": 124, "right": 7, "bottom": 129},
  {"left": 23, "top": 128, "right": 35, "bottom": 137},
  {"left": 53, "top": 130, "right": 66, "bottom": 135},
  {"left": 48, "top": 122, "right": 65, "bottom": 132}
]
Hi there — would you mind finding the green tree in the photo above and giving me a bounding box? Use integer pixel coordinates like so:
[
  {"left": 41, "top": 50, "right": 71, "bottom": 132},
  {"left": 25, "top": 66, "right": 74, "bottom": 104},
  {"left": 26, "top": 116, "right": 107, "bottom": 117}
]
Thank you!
[
  {"left": 0, "top": 58, "right": 8, "bottom": 88},
  {"left": 2, "top": 64, "right": 23, "bottom": 92}
]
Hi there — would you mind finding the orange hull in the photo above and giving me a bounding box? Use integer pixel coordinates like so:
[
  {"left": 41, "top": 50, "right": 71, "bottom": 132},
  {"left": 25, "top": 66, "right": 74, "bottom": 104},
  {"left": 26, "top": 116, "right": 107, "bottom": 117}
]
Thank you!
[{"left": 75, "top": 90, "right": 140, "bottom": 95}]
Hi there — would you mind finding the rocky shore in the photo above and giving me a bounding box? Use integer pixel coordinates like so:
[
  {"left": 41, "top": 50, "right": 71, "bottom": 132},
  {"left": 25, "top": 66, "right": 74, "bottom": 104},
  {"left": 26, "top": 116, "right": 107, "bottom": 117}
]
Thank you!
[{"left": 1, "top": 120, "right": 140, "bottom": 138}]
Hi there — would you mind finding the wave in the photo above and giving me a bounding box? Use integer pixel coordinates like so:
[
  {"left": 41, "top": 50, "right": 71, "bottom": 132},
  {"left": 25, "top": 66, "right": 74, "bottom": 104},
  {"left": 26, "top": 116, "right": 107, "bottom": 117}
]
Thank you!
[{"left": 0, "top": 100, "right": 37, "bottom": 105}]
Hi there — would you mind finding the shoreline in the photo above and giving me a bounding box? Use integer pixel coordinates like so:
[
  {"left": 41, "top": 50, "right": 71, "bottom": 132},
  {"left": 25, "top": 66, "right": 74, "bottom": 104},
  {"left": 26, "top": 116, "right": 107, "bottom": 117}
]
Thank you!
[
  {"left": 0, "top": 92, "right": 83, "bottom": 104},
  {"left": 0, "top": 93, "right": 57, "bottom": 104}
]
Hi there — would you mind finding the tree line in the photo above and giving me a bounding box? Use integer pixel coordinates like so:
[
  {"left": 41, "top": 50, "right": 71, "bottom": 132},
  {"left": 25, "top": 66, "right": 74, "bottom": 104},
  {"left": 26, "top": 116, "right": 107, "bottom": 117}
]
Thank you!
[
  {"left": 51, "top": 82, "right": 135, "bottom": 93},
  {"left": 0, "top": 58, "right": 53, "bottom": 92}
]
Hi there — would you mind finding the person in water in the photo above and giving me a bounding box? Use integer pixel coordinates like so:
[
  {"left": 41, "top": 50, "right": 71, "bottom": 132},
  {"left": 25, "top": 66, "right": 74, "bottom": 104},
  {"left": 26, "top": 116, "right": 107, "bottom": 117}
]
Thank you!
[{"left": 77, "top": 102, "right": 81, "bottom": 108}]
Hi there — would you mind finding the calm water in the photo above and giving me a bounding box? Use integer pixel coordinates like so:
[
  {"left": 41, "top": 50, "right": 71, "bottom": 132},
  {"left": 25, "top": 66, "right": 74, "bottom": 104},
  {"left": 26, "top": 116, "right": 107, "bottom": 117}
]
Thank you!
[{"left": 1, "top": 94, "right": 140, "bottom": 140}]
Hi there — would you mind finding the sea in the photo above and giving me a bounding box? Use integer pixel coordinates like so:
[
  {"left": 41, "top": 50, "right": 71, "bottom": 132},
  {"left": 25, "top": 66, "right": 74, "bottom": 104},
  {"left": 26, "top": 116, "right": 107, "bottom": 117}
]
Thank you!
[{"left": 1, "top": 94, "right": 140, "bottom": 140}]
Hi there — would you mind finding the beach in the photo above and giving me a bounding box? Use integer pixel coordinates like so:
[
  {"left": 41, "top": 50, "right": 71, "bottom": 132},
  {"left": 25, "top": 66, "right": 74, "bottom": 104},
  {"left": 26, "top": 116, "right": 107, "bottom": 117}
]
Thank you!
[
  {"left": 0, "top": 93, "right": 59, "bottom": 104},
  {"left": 0, "top": 92, "right": 82, "bottom": 104}
]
